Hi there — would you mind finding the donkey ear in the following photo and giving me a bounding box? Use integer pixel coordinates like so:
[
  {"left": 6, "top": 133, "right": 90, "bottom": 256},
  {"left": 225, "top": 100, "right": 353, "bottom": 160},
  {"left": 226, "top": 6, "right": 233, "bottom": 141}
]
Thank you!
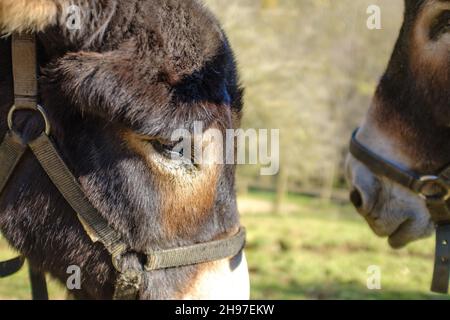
[{"left": 0, "top": 0, "right": 58, "bottom": 34}]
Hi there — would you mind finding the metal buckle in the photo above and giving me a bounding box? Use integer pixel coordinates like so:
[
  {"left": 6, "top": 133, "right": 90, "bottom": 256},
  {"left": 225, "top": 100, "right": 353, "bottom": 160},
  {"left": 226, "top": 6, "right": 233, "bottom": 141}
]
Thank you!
[
  {"left": 418, "top": 176, "right": 450, "bottom": 201},
  {"left": 7, "top": 104, "right": 51, "bottom": 137}
]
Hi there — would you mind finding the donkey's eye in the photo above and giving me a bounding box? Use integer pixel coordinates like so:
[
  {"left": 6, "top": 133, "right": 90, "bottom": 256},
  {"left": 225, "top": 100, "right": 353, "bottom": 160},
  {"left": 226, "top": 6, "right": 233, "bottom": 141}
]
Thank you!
[
  {"left": 144, "top": 137, "right": 197, "bottom": 171},
  {"left": 430, "top": 11, "right": 450, "bottom": 40},
  {"left": 149, "top": 139, "right": 184, "bottom": 158}
]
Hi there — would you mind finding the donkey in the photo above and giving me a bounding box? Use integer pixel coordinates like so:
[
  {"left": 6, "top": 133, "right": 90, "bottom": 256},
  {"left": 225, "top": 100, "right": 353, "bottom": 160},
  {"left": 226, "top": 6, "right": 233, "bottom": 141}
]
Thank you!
[
  {"left": 0, "top": 0, "right": 249, "bottom": 299},
  {"left": 346, "top": 0, "right": 449, "bottom": 249}
]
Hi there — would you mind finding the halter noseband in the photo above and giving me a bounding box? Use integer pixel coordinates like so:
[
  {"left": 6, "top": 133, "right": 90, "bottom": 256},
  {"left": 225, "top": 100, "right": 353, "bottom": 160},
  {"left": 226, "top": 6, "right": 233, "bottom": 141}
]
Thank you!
[
  {"left": 350, "top": 129, "right": 450, "bottom": 294},
  {"left": 0, "top": 33, "right": 246, "bottom": 300}
]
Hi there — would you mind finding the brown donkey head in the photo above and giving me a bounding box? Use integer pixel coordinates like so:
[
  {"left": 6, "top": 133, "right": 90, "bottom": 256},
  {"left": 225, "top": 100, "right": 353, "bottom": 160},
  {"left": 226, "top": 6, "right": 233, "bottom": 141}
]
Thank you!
[
  {"left": 346, "top": 0, "right": 450, "bottom": 248},
  {"left": 0, "top": 0, "right": 249, "bottom": 299}
]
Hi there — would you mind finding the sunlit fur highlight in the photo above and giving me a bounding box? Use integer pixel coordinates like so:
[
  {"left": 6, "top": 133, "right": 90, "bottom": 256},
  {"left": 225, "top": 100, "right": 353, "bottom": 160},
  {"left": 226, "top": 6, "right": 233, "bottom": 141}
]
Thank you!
[{"left": 0, "top": 0, "right": 58, "bottom": 34}]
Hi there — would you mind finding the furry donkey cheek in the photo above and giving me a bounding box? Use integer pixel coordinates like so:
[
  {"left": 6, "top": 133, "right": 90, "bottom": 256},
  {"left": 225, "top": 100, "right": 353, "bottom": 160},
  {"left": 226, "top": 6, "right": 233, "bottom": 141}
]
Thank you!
[{"left": 0, "top": 0, "right": 58, "bottom": 33}]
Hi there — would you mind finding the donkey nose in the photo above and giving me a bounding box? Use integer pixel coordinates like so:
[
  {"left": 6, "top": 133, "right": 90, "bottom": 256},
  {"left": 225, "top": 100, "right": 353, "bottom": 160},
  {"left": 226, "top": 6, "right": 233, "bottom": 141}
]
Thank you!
[
  {"left": 346, "top": 156, "right": 381, "bottom": 217},
  {"left": 349, "top": 177, "right": 380, "bottom": 216},
  {"left": 350, "top": 187, "right": 363, "bottom": 209}
]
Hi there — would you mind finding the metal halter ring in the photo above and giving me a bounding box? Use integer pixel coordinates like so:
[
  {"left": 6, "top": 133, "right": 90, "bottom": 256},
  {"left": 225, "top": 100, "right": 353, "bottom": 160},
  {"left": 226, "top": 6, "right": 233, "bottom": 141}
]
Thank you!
[
  {"left": 418, "top": 176, "right": 450, "bottom": 201},
  {"left": 7, "top": 104, "right": 51, "bottom": 136}
]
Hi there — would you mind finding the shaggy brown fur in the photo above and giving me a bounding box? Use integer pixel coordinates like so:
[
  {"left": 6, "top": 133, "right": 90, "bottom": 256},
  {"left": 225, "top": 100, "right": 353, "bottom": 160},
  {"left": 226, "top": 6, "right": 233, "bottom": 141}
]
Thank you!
[{"left": 0, "top": 0, "right": 244, "bottom": 299}]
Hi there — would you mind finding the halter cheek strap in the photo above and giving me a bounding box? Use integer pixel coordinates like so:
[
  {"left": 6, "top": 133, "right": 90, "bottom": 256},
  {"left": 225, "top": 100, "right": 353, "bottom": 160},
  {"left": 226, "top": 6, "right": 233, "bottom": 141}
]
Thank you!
[
  {"left": 350, "top": 129, "right": 450, "bottom": 294},
  {"left": 0, "top": 33, "right": 49, "bottom": 300},
  {"left": 0, "top": 33, "right": 246, "bottom": 300}
]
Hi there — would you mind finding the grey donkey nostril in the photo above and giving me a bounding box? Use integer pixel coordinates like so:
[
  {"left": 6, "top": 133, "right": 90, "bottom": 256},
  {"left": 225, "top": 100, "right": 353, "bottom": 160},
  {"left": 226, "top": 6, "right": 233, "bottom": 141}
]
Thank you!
[{"left": 350, "top": 188, "right": 363, "bottom": 209}]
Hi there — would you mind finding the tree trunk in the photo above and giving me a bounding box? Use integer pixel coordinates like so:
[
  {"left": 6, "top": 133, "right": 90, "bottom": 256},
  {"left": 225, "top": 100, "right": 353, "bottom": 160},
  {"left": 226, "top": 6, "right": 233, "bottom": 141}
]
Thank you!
[
  {"left": 320, "top": 162, "right": 337, "bottom": 204},
  {"left": 273, "top": 167, "right": 288, "bottom": 215}
]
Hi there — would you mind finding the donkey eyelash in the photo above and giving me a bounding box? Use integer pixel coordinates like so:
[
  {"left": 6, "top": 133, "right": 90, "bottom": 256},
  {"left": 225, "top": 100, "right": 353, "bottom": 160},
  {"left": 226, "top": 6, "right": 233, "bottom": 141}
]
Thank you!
[
  {"left": 149, "top": 139, "right": 183, "bottom": 158},
  {"left": 147, "top": 138, "right": 198, "bottom": 169}
]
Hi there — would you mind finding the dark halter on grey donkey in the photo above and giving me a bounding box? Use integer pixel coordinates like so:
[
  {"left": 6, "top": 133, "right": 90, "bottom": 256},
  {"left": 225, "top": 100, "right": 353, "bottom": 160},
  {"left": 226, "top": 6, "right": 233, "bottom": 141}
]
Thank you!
[
  {"left": 350, "top": 129, "right": 450, "bottom": 294},
  {"left": 0, "top": 33, "right": 246, "bottom": 300}
]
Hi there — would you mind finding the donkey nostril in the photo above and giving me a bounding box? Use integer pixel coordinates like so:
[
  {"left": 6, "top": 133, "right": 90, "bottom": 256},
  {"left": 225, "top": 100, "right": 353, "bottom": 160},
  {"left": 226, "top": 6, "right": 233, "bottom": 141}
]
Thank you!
[{"left": 350, "top": 188, "right": 363, "bottom": 209}]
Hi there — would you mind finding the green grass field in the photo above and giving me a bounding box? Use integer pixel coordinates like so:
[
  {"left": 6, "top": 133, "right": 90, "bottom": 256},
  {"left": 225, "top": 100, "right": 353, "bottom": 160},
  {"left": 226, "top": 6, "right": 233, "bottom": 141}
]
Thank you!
[{"left": 0, "top": 191, "right": 447, "bottom": 300}]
